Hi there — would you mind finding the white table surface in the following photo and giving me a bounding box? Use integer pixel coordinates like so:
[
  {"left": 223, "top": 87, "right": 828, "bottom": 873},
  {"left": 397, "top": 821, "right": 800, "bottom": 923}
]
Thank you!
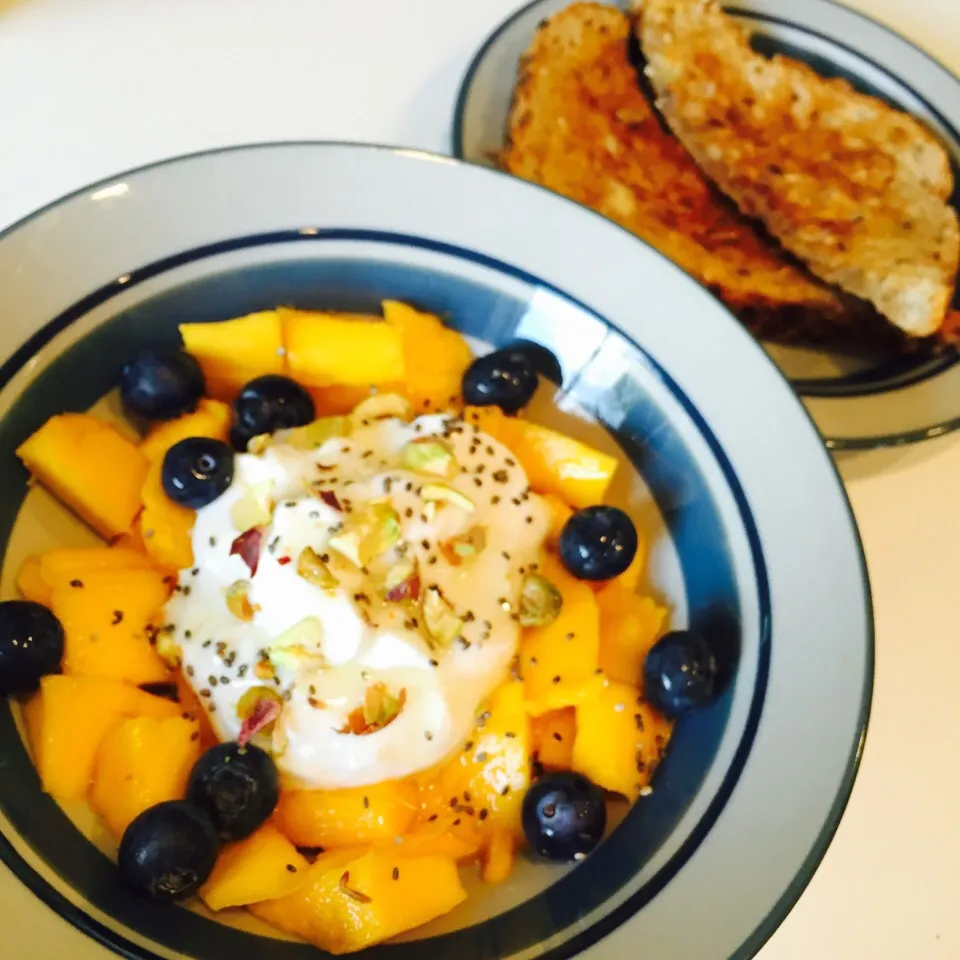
[{"left": 0, "top": 0, "right": 957, "bottom": 957}]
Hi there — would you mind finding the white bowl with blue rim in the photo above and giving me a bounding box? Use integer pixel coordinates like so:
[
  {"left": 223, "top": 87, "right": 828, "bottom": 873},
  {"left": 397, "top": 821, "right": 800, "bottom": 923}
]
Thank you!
[
  {"left": 452, "top": 0, "right": 960, "bottom": 450},
  {"left": 0, "top": 142, "right": 871, "bottom": 960}
]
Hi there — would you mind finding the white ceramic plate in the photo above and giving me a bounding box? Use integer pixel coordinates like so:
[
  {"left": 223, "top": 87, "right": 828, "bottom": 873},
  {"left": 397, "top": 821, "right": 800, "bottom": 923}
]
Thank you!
[
  {"left": 452, "top": 0, "right": 960, "bottom": 449},
  {"left": 0, "top": 142, "right": 871, "bottom": 960}
]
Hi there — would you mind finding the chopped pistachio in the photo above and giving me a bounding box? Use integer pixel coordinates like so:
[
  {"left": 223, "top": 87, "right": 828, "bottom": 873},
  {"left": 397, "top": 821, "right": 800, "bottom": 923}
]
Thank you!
[
  {"left": 382, "top": 556, "right": 420, "bottom": 602},
  {"left": 353, "top": 392, "right": 413, "bottom": 423},
  {"left": 297, "top": 546, "right": 339, "bottom": 591},
  {"left": 518, "top": 573, "right": 563, "bottom": 627},
  {"left": 230, "top": 480, "right": 275, "bottom": 530},
  {"left": 276, "top": 416, "right": 351, "bottom": 450},
  {"left": 440, "top": 526, "right": 487, "bottom": 566},
  {"left": 422, "top": 586, "right": 463, "bottom": 647},
  {"left": 236, "top": 685, "right": 283, "bottom": 722},
  {"left": 421, "top": 483, "right": 475, "bottom": 512},
  {"left": 363, "top": 682, "right": 405, "bottom": 727},
  {"left": 269, "top": 616, "right": 325, "bottom": 671},
  {"left": 400, "top": 438, "right": 457, "bottom": 479},
  {"left": 329, "top": 502, "right": 401, "bottom": 567},
  {"left": 226, "top": 580, "right": 257, "bottom": 621},
  {"left": 155, "top": 633, "right": 180, "bottom": 668}
]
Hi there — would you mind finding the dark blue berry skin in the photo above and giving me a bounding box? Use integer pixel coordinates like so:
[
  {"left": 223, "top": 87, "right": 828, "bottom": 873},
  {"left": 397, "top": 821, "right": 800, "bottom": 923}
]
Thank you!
[
  {"left": 118, "top": 801, "right": 219, "bottom": 902},
  {"left": 230, "top": 375, "right": 315, "bottom": 451},
  {"left": 558, "top": 506, "right": 638, "bottom": 581},
  {"left": 0, "top": 601, "right": 64, "bottom": 695},
  {"left": 522, "top": 772, "right": 606, "bottom": 862},
  {"left": 186, "top": 742, "right": 279, "bottom": 841},
  {"left": 119, "top": 350, "right": 204, "bottom": 422},
  {"left": 502, "top": 341, "right": 563, "bottom": 385},
  {"left": 161, "top": 437, "right": 234, "bottom": 509},
  {"left": 643, "top": 630, "right": 718, "bottom": 718},
  {"left": 462, "top": 349, "right": 539, "bottom": 414}
]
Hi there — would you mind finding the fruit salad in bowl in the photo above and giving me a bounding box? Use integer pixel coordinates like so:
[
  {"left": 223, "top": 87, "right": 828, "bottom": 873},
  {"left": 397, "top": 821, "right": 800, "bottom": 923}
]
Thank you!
[
  {"left": 0, "top": 142, "right": 871, "bottom": 960},
  {"left": 7, "top": 298, "right": 697, "bottom": 952}
]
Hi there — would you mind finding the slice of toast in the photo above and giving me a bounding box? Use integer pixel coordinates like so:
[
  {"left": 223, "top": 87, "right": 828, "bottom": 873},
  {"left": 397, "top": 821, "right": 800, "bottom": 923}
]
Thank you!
[
  {"left": 500, "top": 3, "right": 892, "bottom": 347},
  {"left": 637, "top": 0, "right": 960, "bottom": 337}
]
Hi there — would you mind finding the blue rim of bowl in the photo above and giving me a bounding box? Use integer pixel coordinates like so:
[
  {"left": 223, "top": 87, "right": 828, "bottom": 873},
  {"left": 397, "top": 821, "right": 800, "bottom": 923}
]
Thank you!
[
  {"left": 449, "top": 0, "right": 960, "bottom": 450},
  {"left": 0, "top": 141, "right": 873, "bottom": 960}
]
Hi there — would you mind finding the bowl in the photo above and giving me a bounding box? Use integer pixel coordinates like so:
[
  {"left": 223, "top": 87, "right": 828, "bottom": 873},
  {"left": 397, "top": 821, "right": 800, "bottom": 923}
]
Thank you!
[
  {"left": 0, "top": 142, "right": 872, "bottom": 960},
  {"left": 452, "top": 0, "right": 960, "bottom": 450}
]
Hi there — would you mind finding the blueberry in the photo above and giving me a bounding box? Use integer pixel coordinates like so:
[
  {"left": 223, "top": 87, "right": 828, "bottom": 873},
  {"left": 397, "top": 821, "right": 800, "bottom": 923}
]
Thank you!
[
  {"left": 119, "top": 350, "right": 204, "bottom": 421},
  {"left": 0, "top": 601, "right": 64, "bottom": 695},
  {"left": 558, "top": 506, "right": 638, "bottom": 581},
  {"left": 521, "top": 771, "right": 606, "bottom": 862},
  {"left": 643, "top": 630, "right": 718, "bottom": 718},
  {"left": 161, "top": 437, "right": 234, "bottom": 509},
  {"left": 502, "top": 340, "right": 563, "bottom": 385},
  {"left": 462, "top": 348, "right": 539, "bottom": 414},
  {"left": 118, "top": 800, "right": 219, "bottom": 902},
  {"left": 186, "top": 742, "right": 279, "bottom": 841},
  {"left": 231, "top": 375, "right": 315, "bottom": 451}
]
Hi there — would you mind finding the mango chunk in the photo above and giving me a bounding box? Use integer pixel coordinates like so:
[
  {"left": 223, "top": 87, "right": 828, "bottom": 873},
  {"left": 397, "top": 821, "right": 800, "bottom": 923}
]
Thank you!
[
  {"left": 382, "top": 301, "right": 472, "bottom": 412},
  {"left": 419, "top": 679, "right": 530, "bottom": 834},
  {"left": 24, "top": 674, "right": 181, "bottom": 799},
  {"left": 91, "top": 715, "right": 201, "bottom": 836},
  {"left": 139, "top": 459, "right": 195, "bottom": 571},
  {"left": 309, "top": 385, "right": 375, "bottom": 417},
  {"left": 51, "top": 567, "right": 172, "bottom": 685},
  {"left": 597, "top": 581, "right": 667, "bottom": 686},
  {"left": 200, "top": 824, "right": 308, "bottom": 911},
  {"left": 16, "top": 556, "right": 51, "bottom": 606},
  {"left": 39, "top": 546, "right": 156, "bottom": 588},
  {"left": 521, "top": 554, "right": 601, "bottom": 714},
  {"left": 274, "top": 780, "right": 419, "bottom": 849},
  {"left": 16, "top": 413, "right": 148, "bottom": 539},
  {"left": 180, "top": 311, "right": 284, "bottom": 400},
  {"left": 463, "top": 407, "right": 617, "bottom": 508},
  {"left": 250, "top": 848, "right": 466, "bottom": 954},
  {"left": 481, "top": 828, "right": 515, "bottom": 884},
  {"left": 139, "top": 398, "right": 231, "bottom": 462},
  {"left": 542, "top": 493, "right": 574, "bottom": 547},
  {"left": 282, "top": 309, "right": 404, "bottom": 387},
  {"left": 572, "top": 680, "right": 672, "bottom": 800},
  {"left": 530, "top": 707, "right": 576, "bottom": 770}
]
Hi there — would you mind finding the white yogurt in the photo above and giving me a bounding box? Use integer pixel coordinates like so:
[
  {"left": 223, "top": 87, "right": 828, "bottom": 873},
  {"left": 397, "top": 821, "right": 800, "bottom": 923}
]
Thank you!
[{"left": 164, "top": 412, "right": 551, "bottom": 789}]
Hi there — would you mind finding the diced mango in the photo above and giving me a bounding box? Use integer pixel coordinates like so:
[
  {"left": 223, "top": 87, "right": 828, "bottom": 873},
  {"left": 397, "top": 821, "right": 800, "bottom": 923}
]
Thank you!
[
  {"left": 309, "top": 385, "right": 375, "bottom": 417},
  {"left": 481, "top": 828, "right": 515, "bottom": 884},
  {"left": 51, "top": 567, "right": 172, "bottom": 685},
  {"left": 463, "top": 407, "right": 617, "bottom": 508},
  {"left": 572, "top": 680, "right": 672, "bottom": 800},
  {"left": 16, "top": 556, "right": 51, "bottom": 606},
  {"left": 25, "top": 674, "right": 181, "bottom": 799},
  {"left": 38, "top": 546, "right": 156, "bottom": 590},
  {"left": 282, "top": 309, "right": 404, "bottom": 387},
  {"left": 16, "top": 414, "right": 149, "bottom": 539},
  {"left": 139, "top": 459, "right": 195, "bottom": 571},
  {"left": 542, "top": 493, "right": 574, "bottom": 547},
  {"left": 180, "top": 311, "right": 284, "bottom": 400},
  {"left": 530, "top": 708, "right": 576, "bottom": 770},
  {"left": 174, "top": 669, "right": 218, "bottom": 749},
  {"left": 274, "top": 780, "right": 418, "bottom": 849},
  {"left": 250, "top": 848, "right": 466, "bottom": 954},
  {"left": 382, "top": 301, "right": 473, "bottom": 412},
  {"left": 419, "top": 680, "right": 530, "bottom": 834},
  {"left": 200, "top": 824, "right": 308, "bottom": 911},
  {"left": 521, "top": 554, "right": 601, "bottom": 714},
  {"left": 393, "top": 816, "right": 483, "bottom": 862},
  {"left": 139, "top": 398, "right": 231, "bottom": 462},
  {"left": 91, "top": 715, "right": 201, "bottom": 836},
  {"left": 597, "top": 582, "right": 667, "bottom": 686}
]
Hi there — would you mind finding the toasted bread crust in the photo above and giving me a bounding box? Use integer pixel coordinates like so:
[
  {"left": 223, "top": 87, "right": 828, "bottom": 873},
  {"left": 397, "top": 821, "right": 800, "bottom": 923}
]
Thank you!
[
  {"left": 637, "top": 0, "right": 960, "bottom": 336},
  {"left": 499, "top": 3, "right": 888, "bottom": 345}
]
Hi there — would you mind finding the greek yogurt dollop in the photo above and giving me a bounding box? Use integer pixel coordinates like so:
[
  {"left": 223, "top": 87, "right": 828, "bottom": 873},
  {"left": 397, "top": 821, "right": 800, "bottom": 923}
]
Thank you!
[{"left": 164, "top": 410, "right": 551, "bottom": 789}]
